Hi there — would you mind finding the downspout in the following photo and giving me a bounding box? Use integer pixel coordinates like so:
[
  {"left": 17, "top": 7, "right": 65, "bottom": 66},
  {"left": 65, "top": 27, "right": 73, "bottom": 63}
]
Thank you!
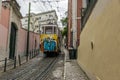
[{"left": 6, "top": 2, "right": 11, "bottom": 54}]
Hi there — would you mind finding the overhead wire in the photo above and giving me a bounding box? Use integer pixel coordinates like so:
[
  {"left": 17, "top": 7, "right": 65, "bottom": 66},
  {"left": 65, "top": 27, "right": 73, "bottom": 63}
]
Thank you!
[{"left": 17, "top": 0, "right": 68, "bottom": 22}]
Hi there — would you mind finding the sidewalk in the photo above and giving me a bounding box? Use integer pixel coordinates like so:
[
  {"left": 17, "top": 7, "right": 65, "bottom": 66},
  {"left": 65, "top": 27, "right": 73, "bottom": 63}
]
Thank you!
[
  {"left": 0, "top": 52, "right": 43, "bottom": 74},
  {"left": 0, "top": 55, "right": 27, "bottom": 73},
  {"left": 63, "top": 47, "right": 89, "bottom": 80}
]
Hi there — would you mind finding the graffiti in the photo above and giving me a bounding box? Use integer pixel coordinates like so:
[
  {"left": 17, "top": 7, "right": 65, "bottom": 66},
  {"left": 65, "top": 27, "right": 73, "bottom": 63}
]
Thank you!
[{"left": 43, "top": 38, "right": 56, "bottom": 51}]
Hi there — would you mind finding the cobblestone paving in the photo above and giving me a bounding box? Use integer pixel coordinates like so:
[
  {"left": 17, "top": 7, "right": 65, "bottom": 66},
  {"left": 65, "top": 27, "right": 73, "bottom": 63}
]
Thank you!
[
  {"left": 63, "top": 47, "right": 89, "bottom": 80},
  {"left": 0, "top": 49, "right": 89, "bottom": 80},
  {"left": 45, "top": 54, "right": 64, "bottom": 80},
  {"left": 65, "top": 60, "right": 88, "bottom": 80},
  {"left": 65, "top": 60, "right": 89, "bottom": 80},
  {"left": 0, "top": 55, "right": 43, "bottom": 80}
]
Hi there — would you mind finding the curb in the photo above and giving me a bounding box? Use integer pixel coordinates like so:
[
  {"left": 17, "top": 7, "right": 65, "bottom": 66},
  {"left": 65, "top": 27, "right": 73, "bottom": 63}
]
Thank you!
[
  {"left": 63, "top": 50, "right": 66, "bottom": 80},
  {"left": 63, "top": 48, "right": 70, "bottom": 80}
]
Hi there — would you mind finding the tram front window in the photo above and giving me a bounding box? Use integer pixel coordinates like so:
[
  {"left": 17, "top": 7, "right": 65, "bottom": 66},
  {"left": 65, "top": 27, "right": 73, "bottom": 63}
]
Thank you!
[
  {"left": 45, "top": 27, "right": 53, "bottom": 34},
  {"left": 46, "top": 31, "right": 52, "bottom": 34}
]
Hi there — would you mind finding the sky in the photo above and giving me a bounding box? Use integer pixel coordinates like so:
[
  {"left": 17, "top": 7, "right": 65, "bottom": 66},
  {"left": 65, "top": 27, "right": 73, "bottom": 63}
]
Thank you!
[{"left": 16, "top": 0, "right": 68, "bottom": 27}]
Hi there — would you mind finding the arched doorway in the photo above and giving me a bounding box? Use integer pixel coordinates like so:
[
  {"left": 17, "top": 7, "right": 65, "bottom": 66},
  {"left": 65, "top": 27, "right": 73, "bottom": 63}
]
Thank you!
[{"left": 9, "top": 22, "right": 18, "bottom": 59}]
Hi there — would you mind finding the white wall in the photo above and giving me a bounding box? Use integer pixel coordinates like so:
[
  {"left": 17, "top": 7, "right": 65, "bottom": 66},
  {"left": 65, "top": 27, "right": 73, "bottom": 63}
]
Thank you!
[
  {"left": 72, "top": 0, "right": 77, "bottom": 49},
  {"left": 21, "top": 10, "right": 58, "bottom": 33}
]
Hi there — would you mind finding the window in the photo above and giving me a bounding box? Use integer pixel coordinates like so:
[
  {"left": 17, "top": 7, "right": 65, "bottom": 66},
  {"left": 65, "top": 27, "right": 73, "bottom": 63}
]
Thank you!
[
  {"left": 45, "top": 27, "right": 52, "bottom": 34},
  {"left": 35, "top": 25, "right": 38, "bottom": 28},
  {"left": 81, "top": 0, "right": 98, "bottom": 31},
  {"left": 39, "top": 17, "right": 41, "bottom": 20},
  {"left": 25, "top": 19, "right": 28, "bottom": 22},
  {"left": 49, "top": 15, "right": 53, "bottom": 18},
  {"left": 36, "top": 17, "right": 39, "bottom": 20}
]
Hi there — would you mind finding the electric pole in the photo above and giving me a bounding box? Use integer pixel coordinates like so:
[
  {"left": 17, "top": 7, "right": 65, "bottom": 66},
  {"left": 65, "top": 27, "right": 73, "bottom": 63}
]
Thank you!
[{"left": 26, "top": 2, "right": 31, "bottom": 61}]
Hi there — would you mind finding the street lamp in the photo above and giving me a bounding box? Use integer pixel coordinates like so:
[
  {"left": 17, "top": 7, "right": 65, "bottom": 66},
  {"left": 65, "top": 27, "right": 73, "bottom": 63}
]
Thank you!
[{"left": 26, "top": 2, "right": 31, "bottom": 61}]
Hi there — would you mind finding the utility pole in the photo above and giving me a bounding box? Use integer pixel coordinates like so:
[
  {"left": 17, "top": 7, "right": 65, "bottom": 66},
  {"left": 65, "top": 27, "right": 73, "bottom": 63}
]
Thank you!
[{"left": 26, "top": 2, "right": 31, "bottom": 61}]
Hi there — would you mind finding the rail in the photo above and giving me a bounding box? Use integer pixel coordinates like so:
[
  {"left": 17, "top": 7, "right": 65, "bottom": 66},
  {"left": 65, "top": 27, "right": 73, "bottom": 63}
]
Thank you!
[{"left": 35, "top": 55, "right": 59, "bottom": 80}]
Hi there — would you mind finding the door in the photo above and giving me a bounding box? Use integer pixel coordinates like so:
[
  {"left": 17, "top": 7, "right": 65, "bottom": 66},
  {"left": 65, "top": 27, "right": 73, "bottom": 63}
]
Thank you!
[{"left": 9, "top": 23, "right": 17, "bottom": 59}]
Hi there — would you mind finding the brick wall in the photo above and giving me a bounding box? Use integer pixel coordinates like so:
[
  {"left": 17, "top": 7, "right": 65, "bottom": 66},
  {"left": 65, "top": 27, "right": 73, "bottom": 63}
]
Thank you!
[{"left": 68, "top": 0, "right": 72, "bottom": 48}]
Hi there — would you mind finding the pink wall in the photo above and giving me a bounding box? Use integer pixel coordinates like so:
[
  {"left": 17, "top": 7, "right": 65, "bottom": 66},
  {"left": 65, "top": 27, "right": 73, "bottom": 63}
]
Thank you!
[
  {"left": 0, "top": 24, "right": 8, "bottom": 49},
  {"left": 0, "top": 6, "right": 10, "bottom": 28},
  {"left": 0, "top": 4, "right": 10, "bottom": 51},
  {"left": 29, "top": 32, "right": 40, "bottom": 50},
  {"left": 0, "top": 2, "right": 40, "bottom": 59},
  {"left": 17, "top": 28, "right": 40, "bottom": 54}
]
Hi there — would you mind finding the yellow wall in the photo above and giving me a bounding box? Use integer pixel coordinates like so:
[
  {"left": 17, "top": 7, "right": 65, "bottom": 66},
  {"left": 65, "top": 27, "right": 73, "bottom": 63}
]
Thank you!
[{"left": 77, "top": 0, "right": 120, "bottom": 80}]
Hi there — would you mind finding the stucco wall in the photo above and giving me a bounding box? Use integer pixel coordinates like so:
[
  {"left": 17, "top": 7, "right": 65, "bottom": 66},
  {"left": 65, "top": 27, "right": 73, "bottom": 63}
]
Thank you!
[
  {"left": 1, "top": 6, "right": 10, "bottom": 28},
  {"left": 0, "top": 0, "right": 2, "bottom": 21},
  {"left": 77, "top": 0, "right": 120, "bottom": 80},
  {"left": 17, "top": 28, "right": 40, "bottom": 56},
  {"left": 0, "top": 2, "right": 40, "bottom": 63},
  {"left": 0, "top": 24, "right": 8, "bottom": 61},
  {"left": 0, "top": 5, "right": 10, "bottom": 61}
]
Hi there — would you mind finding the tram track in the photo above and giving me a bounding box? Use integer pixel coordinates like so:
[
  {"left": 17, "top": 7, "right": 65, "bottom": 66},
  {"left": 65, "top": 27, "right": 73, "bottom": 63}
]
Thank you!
[
  {"left": 15, "top": 54, "right": 59, "bottom": 80},
  {"left": 0, "top": 54, "right": 61, "bottom": 80},
  {"left": 34, "top": 55, "right": 58, "bottom": 80}
]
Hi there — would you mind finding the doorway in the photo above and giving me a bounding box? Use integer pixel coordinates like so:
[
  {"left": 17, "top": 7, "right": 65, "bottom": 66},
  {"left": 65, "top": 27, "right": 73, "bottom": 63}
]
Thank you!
[{"left": 9, "top": 22, "right": 17, "bottom": 59}]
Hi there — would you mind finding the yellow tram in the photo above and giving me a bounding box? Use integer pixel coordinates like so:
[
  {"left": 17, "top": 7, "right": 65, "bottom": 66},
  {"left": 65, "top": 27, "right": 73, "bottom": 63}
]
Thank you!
[{"left": 40, "top": 24, "right": 61, "bottom": 56}]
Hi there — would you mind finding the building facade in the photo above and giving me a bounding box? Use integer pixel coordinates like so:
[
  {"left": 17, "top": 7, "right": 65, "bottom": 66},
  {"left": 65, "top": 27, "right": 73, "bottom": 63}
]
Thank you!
[
  {"left": 68, "top": 0, "right": 82, "bottom": 49},
  {"left": 68, "top": 0, "right": 72, "bottom": 48},
  {"left": 0, "top": 0, "right": 40, "bottom": 64},
  {"left": 21, "top": 10, "right": 58, "bottom": 34},
  {"left": 77, "top": 0, "right": 120, "bottom": 80}
]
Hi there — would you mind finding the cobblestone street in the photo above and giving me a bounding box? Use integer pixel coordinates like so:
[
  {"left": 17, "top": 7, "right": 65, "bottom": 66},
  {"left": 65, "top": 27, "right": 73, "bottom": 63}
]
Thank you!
[
  {"left": 63, "top": 48, "right": 89, "bottom": 80},
  {"left": 0, "top": 49, "right": 89, "bottom": 80},
  {"left": 65, "top": 60, "right": 89, "bottom": 80}
]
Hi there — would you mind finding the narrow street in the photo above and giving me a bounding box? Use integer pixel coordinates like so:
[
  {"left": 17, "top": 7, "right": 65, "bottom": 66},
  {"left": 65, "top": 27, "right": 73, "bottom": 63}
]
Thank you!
[
  {"left": 1, "top": 0, "right": 120, "bottom": 80},
  {"left": 0, "top": 48, "right": 89, "bottom": 80}
]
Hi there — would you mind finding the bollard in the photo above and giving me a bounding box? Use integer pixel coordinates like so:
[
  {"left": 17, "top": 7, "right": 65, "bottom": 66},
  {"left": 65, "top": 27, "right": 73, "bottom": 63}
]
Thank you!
[
  {"left": 4, "top": 58, "right": 7, "bottom": 72},
  {"left": 38, "top": 50, "right": 39, "bottom": 55},
  {"left": 36, "top": 50, "right": 38, "bottom": 55},
  {"left": 29, "top": 51, "right": 31, "bottom": 59},
  {"left": 37, "top": 50, "right": 38, "bottom": 55},
  {"left": 35, "top": 50, "right": 36, "bottom": 56},
  {"left": 29, "top": 51, "right": 30, "bottom": 59},
  {"left": 32, "top": 50, "right": 33, "bottom": 58},
  {"left": 26, "top": 55, "right": 28, "bottom": 62},
  {"left": 14, "top": 56, "right": 16, "bottom": 69},
  {"left": 35, "top": 50, "right": 36, "bottom": 57},
  {"left": 30, "top": 51, "right": 32, "bottom": 59},
  {"left": 33, "top": 50, "right": 35, "bottom": 57},
  {"left": 18, "top": 55, "right": 21, "bottom": 66}
]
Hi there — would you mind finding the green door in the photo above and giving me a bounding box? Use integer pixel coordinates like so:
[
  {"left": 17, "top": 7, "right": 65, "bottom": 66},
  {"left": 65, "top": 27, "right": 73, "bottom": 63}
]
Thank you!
[{"left": 9, "top": 23, "right": 17, "bottom": 59}]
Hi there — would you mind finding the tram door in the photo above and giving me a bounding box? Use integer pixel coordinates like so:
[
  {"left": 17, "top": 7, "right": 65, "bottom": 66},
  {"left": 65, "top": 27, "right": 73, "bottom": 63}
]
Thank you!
[{"left": 9, "top": 23, "right": 17, "bottom": 59}]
